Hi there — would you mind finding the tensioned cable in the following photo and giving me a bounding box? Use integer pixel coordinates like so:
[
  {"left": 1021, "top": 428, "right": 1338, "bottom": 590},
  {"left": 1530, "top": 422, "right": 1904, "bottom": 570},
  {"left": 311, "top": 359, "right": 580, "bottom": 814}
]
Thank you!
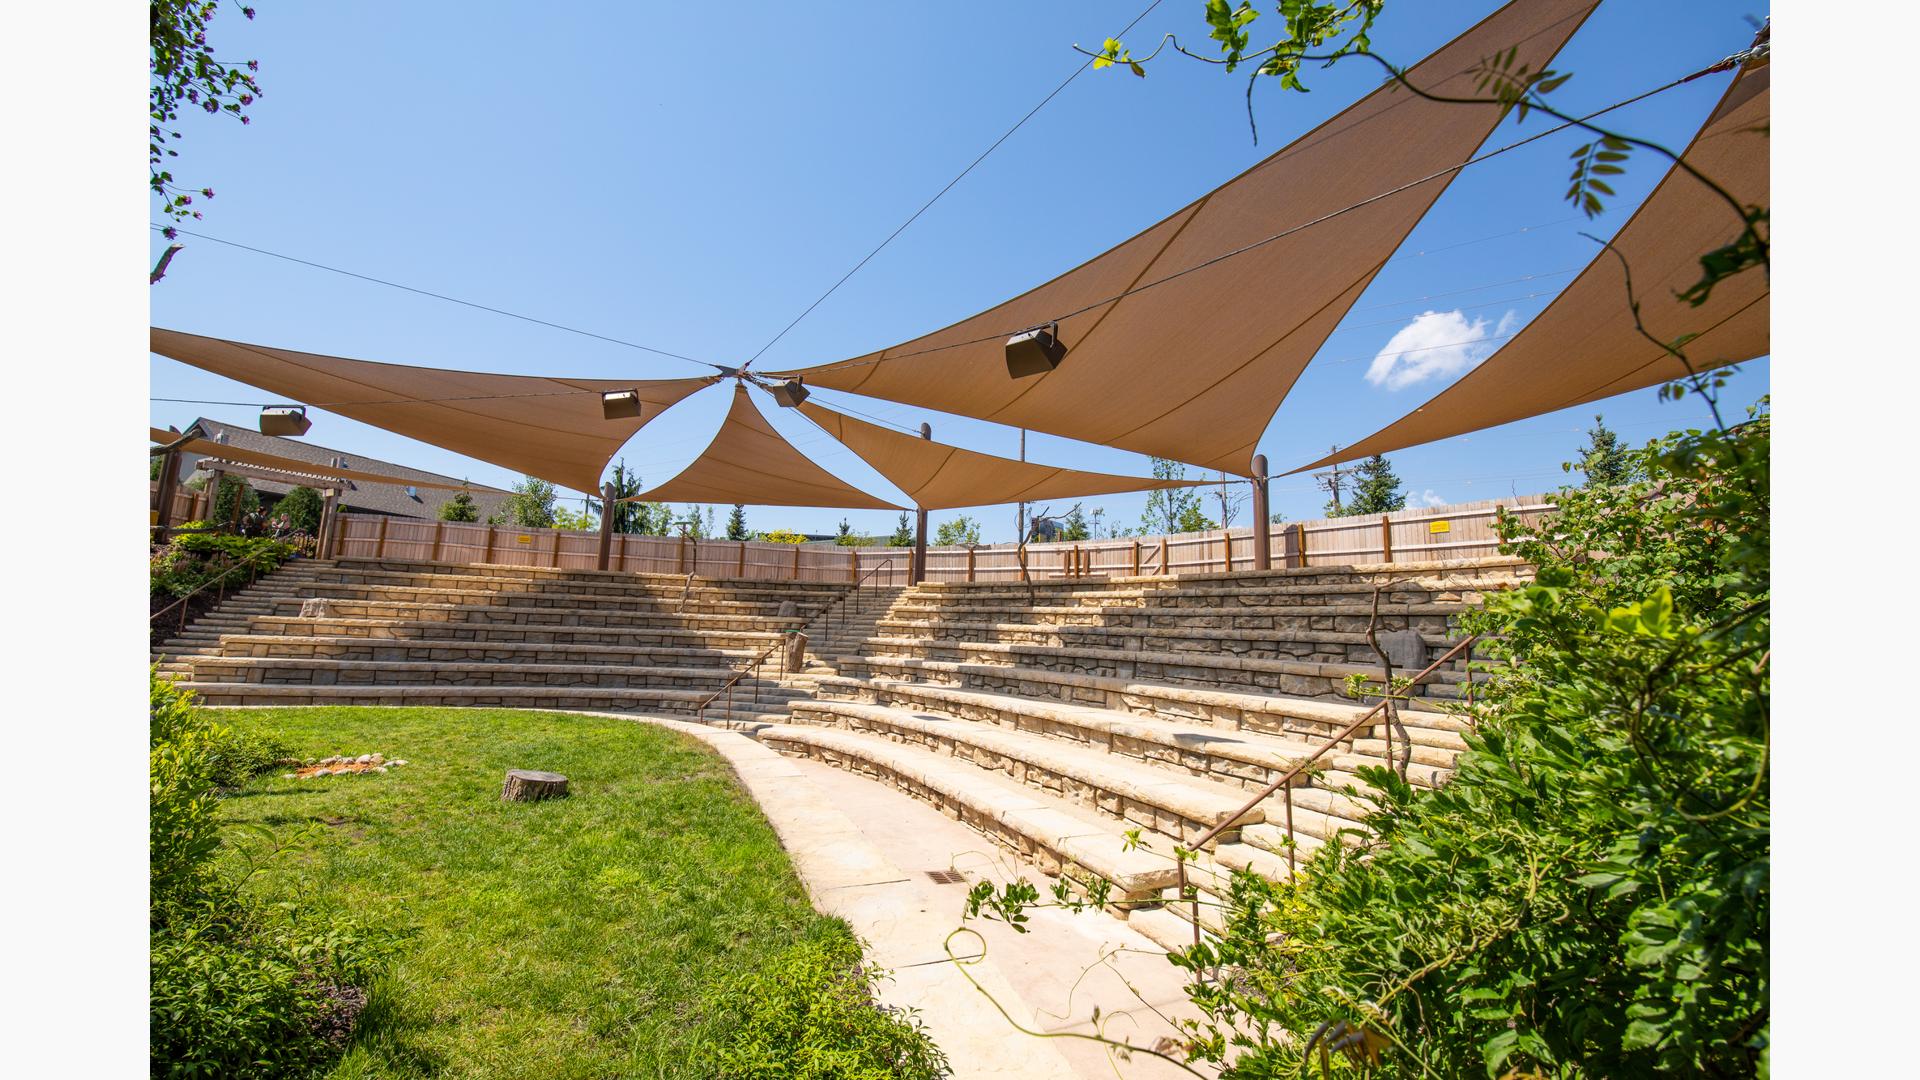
[
  {"left": 739, "top": 0, "right": 1167, "bottom": 371},
  {"left": 800, "top": 62, "right": 1715, "bottom": 375},
  {"left": 149, "top": 224, "right": 725, "bottom": 373}
]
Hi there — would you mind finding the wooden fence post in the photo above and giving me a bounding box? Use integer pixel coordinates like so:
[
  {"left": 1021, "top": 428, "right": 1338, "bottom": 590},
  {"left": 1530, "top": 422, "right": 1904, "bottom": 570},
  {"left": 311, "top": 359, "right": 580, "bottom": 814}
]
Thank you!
[
  {"left": 848, "top": 548, "right": 858, "bottom": 583},
  {"left": 486, "top": 525, "right": 498, "bottom": 563},
  {"left": 1222, "top": 533, "right": 1233, "bottom": 574},
  {"left": 431, "top": 521, "right": 444, "bottom": 562},
  {"left": 375, "top": 515, "right": 389, "bottom": 558},
  {"left": 1130, "top": 541, "right": 1140, "bottom": 577},
  {"left": 792, "top": 544, "right": 802, "bottom": 576},
  {"left": 677, "top": 534, "right": 689, "bottom": 574},
  {"left": 737, "top": 541, "right": 747, "bottom": 577},
  {"left": 1294, "top": 523, "right": 1308, "bottom": 567},
  {"left": 551, "top": 529, "right": 564, "bottom": 568},
  {"left": 966, "top": 547, "right": 976, "bottom": 583},
  {"left": 1158, "top": 537, "right": 1169, "bottom": 577},
  {"left": 1381, "top": 515, "right": 1393, "bottom": 563}
]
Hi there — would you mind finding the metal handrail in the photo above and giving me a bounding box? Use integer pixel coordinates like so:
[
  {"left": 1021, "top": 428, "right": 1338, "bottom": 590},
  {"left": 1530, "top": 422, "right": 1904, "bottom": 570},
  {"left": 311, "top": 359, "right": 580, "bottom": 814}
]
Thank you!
[
  {"left": 1174, "top": 632, "right": 1480, "bottom": 945},
  {"left": 695, "top": 638, "right": 786, "bottom": 724},
  {"left": 151, "top": 548, "right": 290, "bottom": 634},
  {"left": 825, "top": 557, "right": 898, "bottom": 640}
]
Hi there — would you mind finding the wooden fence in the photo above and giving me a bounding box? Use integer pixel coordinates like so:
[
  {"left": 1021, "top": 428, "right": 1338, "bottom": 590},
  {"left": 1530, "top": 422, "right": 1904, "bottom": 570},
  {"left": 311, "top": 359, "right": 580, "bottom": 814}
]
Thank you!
[{"left": 325, "top": 494, "right": 1552, "bottom": 585}]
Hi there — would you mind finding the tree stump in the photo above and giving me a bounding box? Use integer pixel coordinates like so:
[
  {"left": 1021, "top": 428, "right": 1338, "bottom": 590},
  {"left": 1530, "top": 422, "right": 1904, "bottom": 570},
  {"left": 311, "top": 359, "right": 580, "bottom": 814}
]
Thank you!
[{"left": 501, "top": 769, "right": 569, "bottom": 802}]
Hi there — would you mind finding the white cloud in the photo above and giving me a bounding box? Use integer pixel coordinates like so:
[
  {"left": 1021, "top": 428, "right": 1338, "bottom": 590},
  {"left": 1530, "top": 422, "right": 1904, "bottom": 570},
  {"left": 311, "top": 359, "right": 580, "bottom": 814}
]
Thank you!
[
  {"left": 1411, "top": 488, "right": 1446, "bottom": 508},
  {"left": 1363, "top": 308, "right": 1519, "bottom": 391}
]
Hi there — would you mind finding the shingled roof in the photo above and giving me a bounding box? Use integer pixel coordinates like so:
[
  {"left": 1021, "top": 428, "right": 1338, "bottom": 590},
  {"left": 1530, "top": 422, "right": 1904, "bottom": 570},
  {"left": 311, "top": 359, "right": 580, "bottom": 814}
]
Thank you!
[{"left": 177, "top": 417, "right": 516, "bottom": 521}]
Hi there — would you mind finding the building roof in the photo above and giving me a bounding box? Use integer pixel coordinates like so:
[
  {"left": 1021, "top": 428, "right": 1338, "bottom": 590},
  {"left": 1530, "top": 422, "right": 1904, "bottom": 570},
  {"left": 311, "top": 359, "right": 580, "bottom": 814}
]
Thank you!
[{"left": 177, "top": 417, "right": 516, "bottom": 520}]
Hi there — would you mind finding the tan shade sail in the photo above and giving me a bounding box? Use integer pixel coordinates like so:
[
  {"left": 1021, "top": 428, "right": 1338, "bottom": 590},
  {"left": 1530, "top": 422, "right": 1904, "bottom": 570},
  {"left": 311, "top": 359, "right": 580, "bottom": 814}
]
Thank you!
[
  {"left": 150, "top": 428, "right": 473, "bottom": 491},
  {"left": 776, "top": 0, "right": 1598, "bottom": 476},
  {"left": 627, "top": 384, "right": 904, "bottom": 509},
  {"left": 1293, "top": 61, "right": 1770, "bottom": 475},
  {"left": 150, "top": 328, "right": 716, "bottom": 492},
  {"left": 795, "top": 400, "right": 1197, "bottom": 510}
]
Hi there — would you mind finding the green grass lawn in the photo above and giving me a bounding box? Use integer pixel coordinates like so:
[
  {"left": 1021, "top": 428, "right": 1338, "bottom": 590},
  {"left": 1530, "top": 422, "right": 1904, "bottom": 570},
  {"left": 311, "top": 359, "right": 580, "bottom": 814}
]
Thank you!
[{"left": 213, "top": 707, "right": 868, "bottom": 1079}]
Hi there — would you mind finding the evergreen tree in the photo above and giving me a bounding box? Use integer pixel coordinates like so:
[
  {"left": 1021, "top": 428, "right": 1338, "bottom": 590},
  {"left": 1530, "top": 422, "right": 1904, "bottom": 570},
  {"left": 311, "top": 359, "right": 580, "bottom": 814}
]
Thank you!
[
  {"left": 211, "top": 475, "right": 259, "bottom": 525},
  {"left": 591, "top": 461, "right": 671, "bottom": 535},
  {"left": 1577, "top": 414, "right": 1633, "bottom": 487},
  {"left": 438, "top": 490, "right": 479, "bottom": 522},
  {"left": 934, "top": 516, "right": 982, "bottom": 546},
  {"left": 1060, "top": 504, "right": 1091, "bottom": 541},
  {"left": 1343, "top": 454, "right": 1407, "bottom": 516},
  {"left": 887, "top": 512, "right": 914, "bottom": 547},
  {"left": 726, "top": 504, "right": 749, "bottom": 541},
  {"left": 836, "top": 518, "right": 852, "bottom": 541}
]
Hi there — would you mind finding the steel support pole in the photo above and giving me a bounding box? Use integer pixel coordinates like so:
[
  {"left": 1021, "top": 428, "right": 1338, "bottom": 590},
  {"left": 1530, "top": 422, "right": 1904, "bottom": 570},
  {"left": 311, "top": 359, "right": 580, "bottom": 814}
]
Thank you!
[
  {"left": 1250, "top": 454, "right": 1271, "bottom": 571},
  {"left": 912, "top": 423, "right": 931, "bottom": 584}
]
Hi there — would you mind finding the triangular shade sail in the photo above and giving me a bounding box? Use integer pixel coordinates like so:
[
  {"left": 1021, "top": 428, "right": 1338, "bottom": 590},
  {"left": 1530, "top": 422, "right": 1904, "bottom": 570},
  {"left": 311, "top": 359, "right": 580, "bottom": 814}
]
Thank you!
[
  {"left": 1292, "top": 60, "right": 1770, "bottom": 474},
  {"left": 795, "top": 401, "right": 1197, "bottom": 510},
  {"left": 150, "top": 328, "right": 715, "bottom": 492},
  {"left": 151, "top": 427, "right": 472, "bottom": 491},
  {"left": 628, "top": 385, "right": 904, "bottom": 509},
  {"left": 777, "top": 0, "right": 1598, "bottom": 476}
]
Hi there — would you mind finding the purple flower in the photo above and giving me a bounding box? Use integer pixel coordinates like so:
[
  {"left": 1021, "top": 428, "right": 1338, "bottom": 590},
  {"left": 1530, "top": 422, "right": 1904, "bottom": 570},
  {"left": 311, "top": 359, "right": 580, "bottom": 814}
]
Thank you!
[
  {"left": 247, "top": 59, "right": 259, "bottom": 71},
  {"left": 163, "top": 227, "right": 178, "bottom": 240},
  {"left": 240, "top": 115, "right": 250, "bottom": 125}
]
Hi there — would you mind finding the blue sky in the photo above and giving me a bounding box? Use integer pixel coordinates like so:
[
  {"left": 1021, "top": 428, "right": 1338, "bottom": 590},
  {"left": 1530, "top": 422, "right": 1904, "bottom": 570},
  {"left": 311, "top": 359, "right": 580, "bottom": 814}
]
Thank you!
[{"left": 149, "top": 0, "right": 1770, "bottom": 541}]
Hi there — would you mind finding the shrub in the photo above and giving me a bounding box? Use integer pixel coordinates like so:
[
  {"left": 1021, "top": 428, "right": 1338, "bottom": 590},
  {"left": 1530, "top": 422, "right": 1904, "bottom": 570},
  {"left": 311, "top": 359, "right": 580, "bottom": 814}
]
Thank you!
[
  {"left": 276, "top": 486, "right": 323, "bottom": 534},
  {"left": 693, "top": 930, "right": 949, "bottom": 1078},
  {"left": 150, "top": 673, "right": 392, "bottom": 1077},
  {"left": 757, "top": 529, "right": 809, "bottom": 545},
  {"left": 151, "top": 534, "right": 296, "bottom": 600}
]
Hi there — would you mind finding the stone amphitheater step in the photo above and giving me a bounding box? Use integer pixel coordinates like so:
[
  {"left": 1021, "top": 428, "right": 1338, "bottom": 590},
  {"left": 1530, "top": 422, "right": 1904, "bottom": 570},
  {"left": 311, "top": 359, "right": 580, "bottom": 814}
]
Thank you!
[
  {"left": 258, "top": 587, "right": 809, "bottom": 619},
  {"left": 758, "top": 723, "right": 1185, "bottom": 907},
  {"left": 831, "top": 655, "right": 1468, "bottom": 770},
  {"left": 776, "top": 697, "right": 1269, "bottom": 841},
  {"left": 234, "top": 616, "right": 788, "bottom": 652},
  {"left": 872, "top": 613, "right": 1460, "bottom": 669},
  {"left": 255, "top": 595, "right": 807, "bottom": 634},
  {"left": 182, "top": 655, "right": 811, "bottom": 694},
  {"left": 843, "top": 634, "right": 1473, "bottom": 703},
  {"left": 801, "top": 674, "right": 1458, "bottom": 792},
  {"left": 173, "top": 682, "right": 717, "bottom": 712},
  {"left": 210, "top": 633, "right": 762, "bottom": 668}
]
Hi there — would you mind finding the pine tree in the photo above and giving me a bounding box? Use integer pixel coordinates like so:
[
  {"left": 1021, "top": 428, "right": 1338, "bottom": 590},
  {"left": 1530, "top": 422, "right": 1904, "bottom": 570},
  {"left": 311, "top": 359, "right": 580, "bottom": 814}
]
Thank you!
[
  {"left": 1343, "top": 455, "right": 1407, "bottom": 516},
  {"left": 888, "top": 512, "right": 914, "bottom": 547},
  {"left": 439, "top": 490, "right": 479, "bottom": 522},
  {"left": 726, "top": 504, "right": 749, "bottom": 541},
  {"left": 1577, "top": 414, "right": 1633, "bottom": 487},
  {"left": 1060, "top": 504, "right": 1091, "bottom": 541}
]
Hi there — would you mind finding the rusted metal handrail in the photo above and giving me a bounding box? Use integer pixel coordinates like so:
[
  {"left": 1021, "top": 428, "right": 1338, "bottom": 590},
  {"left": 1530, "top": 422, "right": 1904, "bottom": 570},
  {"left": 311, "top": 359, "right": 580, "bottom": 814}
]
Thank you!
[
  {"left": 150, "top": 549, "right": 287, "bottom": 635},
  {"left": 825, "top": 557, "right": 897, "bottom": 640},
  {"left": 1175, "top": 632, "right": 1480, "bottom": 945},
  {"left": 695, "top": 638, "right": 786, "bottom": 725}
]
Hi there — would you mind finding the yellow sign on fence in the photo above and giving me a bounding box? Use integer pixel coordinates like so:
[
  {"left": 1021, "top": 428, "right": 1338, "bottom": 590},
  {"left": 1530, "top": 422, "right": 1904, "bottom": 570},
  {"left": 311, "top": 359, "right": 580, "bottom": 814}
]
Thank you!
[
  {"left": 1428, "top": 520, "right": 1451, "bottom": 534},
  {"left": 516, "top": 534, "right": 532, "bottom": 545}
]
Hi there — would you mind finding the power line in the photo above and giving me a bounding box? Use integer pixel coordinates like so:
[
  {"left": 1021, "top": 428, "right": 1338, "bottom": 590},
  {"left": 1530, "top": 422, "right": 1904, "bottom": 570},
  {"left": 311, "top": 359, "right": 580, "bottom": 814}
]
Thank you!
[
  {"left": 149, "top": 224, "right": 725, "bottom": 373},
  {"left": 740, "top": 0, "right": 1168, "bottom": 371}
]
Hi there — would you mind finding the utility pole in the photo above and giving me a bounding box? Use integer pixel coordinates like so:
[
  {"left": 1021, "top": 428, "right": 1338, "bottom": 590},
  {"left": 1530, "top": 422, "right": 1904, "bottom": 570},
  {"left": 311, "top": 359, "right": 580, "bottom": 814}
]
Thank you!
[{"left": 1313, "top": 446, "right": 1351, "bottom": 514}]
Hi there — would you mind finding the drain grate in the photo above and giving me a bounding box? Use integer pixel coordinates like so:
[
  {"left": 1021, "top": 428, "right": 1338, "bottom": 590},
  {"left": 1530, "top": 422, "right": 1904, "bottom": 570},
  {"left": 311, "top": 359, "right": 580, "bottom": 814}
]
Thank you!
[{"left": 924, "top": 869, "right": 967, "bottom": 884}]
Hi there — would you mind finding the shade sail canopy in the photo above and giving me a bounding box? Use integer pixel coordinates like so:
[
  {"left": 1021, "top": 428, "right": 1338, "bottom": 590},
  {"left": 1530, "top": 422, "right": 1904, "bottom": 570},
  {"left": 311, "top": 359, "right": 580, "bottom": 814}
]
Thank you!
[
  {"left": 795, "top": 401, "right": 1197, "bottom": 510},
  {"left": 628, "top": 384, "right": 904, "bottom": 509},
  {"left": 776, "top": 0, "right": 1597, "bottom": 476},
  {"left": 150, "top": 328, "right": 716, "bottom": 492},
  {"left": 150, "top": 427, "right": 473, "bottom": 491},
  {"left": 1292, "top": 60, "right": 1770, "bottom": 474}
]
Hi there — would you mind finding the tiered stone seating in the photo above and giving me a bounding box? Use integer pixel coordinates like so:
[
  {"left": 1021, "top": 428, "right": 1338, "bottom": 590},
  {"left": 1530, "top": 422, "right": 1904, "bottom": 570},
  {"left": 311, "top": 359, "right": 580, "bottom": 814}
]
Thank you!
[
  {"left": 155, "top": 557, "right": 852, "bottom": 725},
  {"left": 756, "top": 558, "right": 1525, "bottom": 949}
]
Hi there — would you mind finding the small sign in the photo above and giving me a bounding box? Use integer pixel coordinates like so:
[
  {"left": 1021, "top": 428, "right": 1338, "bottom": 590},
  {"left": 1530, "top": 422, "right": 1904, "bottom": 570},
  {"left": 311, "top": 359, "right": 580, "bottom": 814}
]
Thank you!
[
  {"left": 516, "top": 534, "right": 533, "bottom": 545},
  {"left": 1428, "top": 520, "right": 1451, "bottom": 535}
]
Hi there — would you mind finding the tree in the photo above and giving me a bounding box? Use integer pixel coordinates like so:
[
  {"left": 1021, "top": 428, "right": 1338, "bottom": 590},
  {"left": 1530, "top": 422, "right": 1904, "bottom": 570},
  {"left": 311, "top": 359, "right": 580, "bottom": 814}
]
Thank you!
[
  {"left": 1213, "top": 471, "right": 1247, "bottom": 528},
  {"left": 673, "top": 506, "right": 710, "bottom": 539},
  {"left": 590, "top": 461, "right": 671, "bottom": 535},
  {"left": 552, "top": 504, "right": 598, "bottom": 532},
  {"left": 489, "top": 475, "right": 556, "bottom": 529},
  {"left": 1175, "top": 502, "right": 1217, "bottom": 533},
  {"left": 1139, "top": 457, "right": 1209, "bottom": 535},
  {"left": 887, "top": 512, "right": 914, "bottom": 548},
  {"left": 210, "top": 474, "right": 258, "bottom": 525},
  {"left": 933, "top": 516, "right": 981, "bottom": 547},
  {"left": 834, "top": 518, "right": 876, "bottom": 547},
  {"left": 151, "top": 1, "right": 263, "bottom": 232},
  {"left": 726, "top": 504, "right": 749, "bottom": 541},
  {"left": 1341, "top": 454, "right": 1406, "bottom": 516},
  {"left": 1577, "top": 413, "right": 1634, "bottom": 487},
  {"left": 1059, "top": 505, "right": 1090, "bottom": 541},
  {"left": 438, "top": 491, "right": 479, "bottom": 523},
  {"left": 757, "top": 529, "right": 808, "bottom": 545},
  {"left": 276, "top": 486, "right": 322, "bottom": 533}
]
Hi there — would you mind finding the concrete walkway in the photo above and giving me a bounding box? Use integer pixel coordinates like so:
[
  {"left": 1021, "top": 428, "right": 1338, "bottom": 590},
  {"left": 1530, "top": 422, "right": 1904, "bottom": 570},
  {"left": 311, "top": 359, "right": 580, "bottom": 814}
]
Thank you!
[{"left": 624, "top": 715, "right": 1208, "bottom": 1080}]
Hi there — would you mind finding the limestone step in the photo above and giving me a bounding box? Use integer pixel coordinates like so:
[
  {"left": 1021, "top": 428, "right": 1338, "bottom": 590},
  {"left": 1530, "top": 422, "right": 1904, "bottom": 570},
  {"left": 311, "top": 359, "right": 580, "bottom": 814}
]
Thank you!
[
  {"left": 1126, "top": 905, "right": 1218, "bottom": 953},
  {"left": 211, "top": 633, "right": 762, "bottom": 669},
  {"left": 777, "top": 698, "right": 1267, "bottom": 841},
  {"left": 801, "top": 677, "right": 1329, "bottom": 793},
  {"left": 172, "top": 682, "right": 714, "bottom": 712},
  {"left": 757, "top": 723, "right": 1183, "bottom": 906},
  {"left": 873, "top": 615, "right": 1463, "bottom": 669},
  {"left": 849, "top": 635, "right": 1471, "bottom": 703},
  {"left": 257, "top": 594, "right": 807, "bottom": 633},
  {"left": 259, "top": 582, "right": 823, "bottom": 620},
  {"left": 833, "top": 653, "right": 1467, "bottom": 752},
  {"left": 324, "top": 558, "right": 852, "bottom": 600},
  {"left": 237, "top": 615, "right": 785, "bottom": 651},
  {"left": 184, "top": 655, "right": 808, "bottom": 693}
]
